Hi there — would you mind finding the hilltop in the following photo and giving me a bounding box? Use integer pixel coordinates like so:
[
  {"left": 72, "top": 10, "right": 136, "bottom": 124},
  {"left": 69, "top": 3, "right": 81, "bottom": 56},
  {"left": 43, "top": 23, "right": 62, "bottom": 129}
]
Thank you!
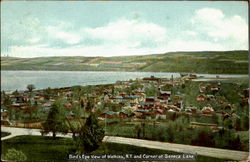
[{"left": 1, "top": 50, "right": 248, "bottom": 74}]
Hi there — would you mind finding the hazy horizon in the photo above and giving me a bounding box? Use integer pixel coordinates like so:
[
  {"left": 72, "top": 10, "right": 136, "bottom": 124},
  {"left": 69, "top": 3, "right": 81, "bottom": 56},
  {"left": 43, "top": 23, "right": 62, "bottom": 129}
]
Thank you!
[
  {"left": 1, "top": 50, "right": 248, "bottom": 59},
  {"left": 1, "top": 1, "right": 248, "bottom": 58}
]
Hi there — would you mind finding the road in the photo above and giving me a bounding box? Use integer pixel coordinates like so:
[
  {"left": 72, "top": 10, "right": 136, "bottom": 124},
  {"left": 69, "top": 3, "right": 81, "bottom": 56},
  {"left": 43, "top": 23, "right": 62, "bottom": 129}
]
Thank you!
[{"left": 1, "top": 126, "right": 249, "bottom": 161}]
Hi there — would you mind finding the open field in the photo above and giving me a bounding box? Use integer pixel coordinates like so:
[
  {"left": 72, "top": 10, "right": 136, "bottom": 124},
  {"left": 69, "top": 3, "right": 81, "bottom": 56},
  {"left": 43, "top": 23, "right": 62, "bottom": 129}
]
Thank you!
[{"left": 1, "top": 50, "right": 248, "bottom": 74}]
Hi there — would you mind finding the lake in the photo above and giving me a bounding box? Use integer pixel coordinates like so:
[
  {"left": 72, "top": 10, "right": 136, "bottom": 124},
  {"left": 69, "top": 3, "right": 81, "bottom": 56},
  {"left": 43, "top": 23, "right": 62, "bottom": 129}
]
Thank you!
[{"left": 1, "top": 70, "right": 248, "bottom": 91}]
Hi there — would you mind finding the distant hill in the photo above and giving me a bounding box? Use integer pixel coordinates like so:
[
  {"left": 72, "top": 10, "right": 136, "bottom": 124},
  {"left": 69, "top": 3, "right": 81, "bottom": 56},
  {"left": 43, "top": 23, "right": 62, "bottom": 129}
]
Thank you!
[{"left": 1, "top": 50, "right": 248, "bottom": 74}]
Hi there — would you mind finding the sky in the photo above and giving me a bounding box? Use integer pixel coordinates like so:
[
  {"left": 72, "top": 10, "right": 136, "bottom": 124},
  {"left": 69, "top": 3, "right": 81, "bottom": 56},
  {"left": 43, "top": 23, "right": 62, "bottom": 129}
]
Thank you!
[{"left": 1, "top": 1, "right": 248, "bottom": 58}]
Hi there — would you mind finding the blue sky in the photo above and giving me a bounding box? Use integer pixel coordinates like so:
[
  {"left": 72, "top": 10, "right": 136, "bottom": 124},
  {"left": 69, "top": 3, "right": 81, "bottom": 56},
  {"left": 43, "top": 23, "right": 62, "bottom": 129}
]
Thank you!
[{"left": 1, "top": 1, "right": 248, "bottom": 58}]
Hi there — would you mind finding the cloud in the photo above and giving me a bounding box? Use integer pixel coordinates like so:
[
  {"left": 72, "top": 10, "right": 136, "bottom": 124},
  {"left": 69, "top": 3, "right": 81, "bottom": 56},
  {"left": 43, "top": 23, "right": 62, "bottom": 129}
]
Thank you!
[
  {"left": 83, "top": 19, "right": 167, "bottom": 46},
  {"left": 192, "top": 8, "right": 248, "bottom": 50},
  {"left": 194, "top": 8, "right": 225, "bottom": 22},
  {"left": 28, "top": 38, "right": 40, "bottom": 44},
  {"left": 1, "top": 8, "right": 248, "bottom": 58},
  {"left": 2, "top": 17, "right": 169, "bottom": 57},
  {"left": 47, "top": 26, "right": 81, "bottom": 45}
]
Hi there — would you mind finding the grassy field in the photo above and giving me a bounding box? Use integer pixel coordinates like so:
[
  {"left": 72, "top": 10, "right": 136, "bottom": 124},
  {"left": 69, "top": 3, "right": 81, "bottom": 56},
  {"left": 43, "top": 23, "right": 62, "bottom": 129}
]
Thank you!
[
  {"left": 1, "top": 132, "right": 11, "bottom": 137},
  {"left": 1, "top": 50, "right": 248, "bottom": 74},
  {"left": 1, "top": 136, "right": 227, "bottom": 162}
]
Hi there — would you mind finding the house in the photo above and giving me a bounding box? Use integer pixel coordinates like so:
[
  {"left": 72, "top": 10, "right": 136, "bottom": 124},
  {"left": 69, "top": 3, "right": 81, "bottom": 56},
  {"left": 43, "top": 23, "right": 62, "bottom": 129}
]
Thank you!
[
  {"left": 199, "top": 86, "right": 207, "bottom": 93},
  {"left": 136, "top": 109, "right": 152, "bottom": 116},
  {"left": 158, "top": 91, "right": 171, "bottom": 100},
  {"left": 180, "top": 73, "right": 189, "bottom": 78},
  {"left": 11, "top": 103, "right": 22, "bottom": 109},
  {"left": 143, "top": 76, "right": 162, "bottom": 82},
  {"left": 118, "top": 93, "right": 126, "bottom": 97},
  {"left": 222, "top": 113, "right": 230, "bottom": 120},
  {"left": 211, "top": 87, "right": 220, "bottom": 92},
  {"left": 206, "top": 95, "right": 215, "bottom": 101},
  {"left": 123, "top": 95, "right": 142, "bottom": 105},
  {"left": 103, "top": 94, "right": 109, "bottom": 101},
  {"left": 156, "top": 114, "right": 167, "bottom": 120},
  {"left": 180, "top": 73, "right": 197, "bottom": 79},
  {"left": 196, "top": 95, "right": 206, "bottom": 101},
  {"left": 173, "top": 95, "right": 181, "bottom": 100},
  {"left": 64, "top": 102, "right": 72, "bottom": 109},
  {"left": 40, "top": 102, "right": 52, "bottom": 112},
  {"left": 162, "top": 83, "right": 173, "bottom": 89},
  {"left": 65, "top": 91, "right": 73, "bottom": 97},
  {"left": 167, "top": 109, "right": 175, "bottom": 112},
  {"left": 133, "top": 88, "right": 145, "bottom": 95},
  {"left": 222, "top": 104, "right": 233, "bottom": 110},
  {"left": 173, "top": 101, "right": 183, "bottom": 108},
  {"left": 144, "top": 97, "right": 157, "bottom": 109},
  {"left": 242, "top": 88, "right": 249, "bottom": 97},
  {"left": 134, "top": 112, "right": 143, "bottom": 118},
  {"left": 190, "top": 122, "right": 218, "bottom": 129},
  {"left": 185, "top": 107, "right": 197, "bottom": 115},
  {"left": 166, "top": 105, "right": 180, "bottom": 112},
  {"left": 1, "top": 109, "right": 8, "bottom": 120},
  {"left": 43, "top": 102, "right": 52, "bottom": 108},
  {"left": 15, "top": 95, "right": 26, "bottom": 103},
  {"left": 111, "top": 96, "right": 123, "bottom": 103},
  {"left": 119, "top": 110, "right": 135, "bottom": 118},
  {"left": 100, "top": 110, "right": 119, "bottom": 119},
  {"left": 201, "top": 106, "right": 215, "bottom": 115},
  {"left": 156, "top": 108, "right": 164, "bottom": 114},
  {"left": 119, "top": 111, "right": 129, "bottom": 118}
]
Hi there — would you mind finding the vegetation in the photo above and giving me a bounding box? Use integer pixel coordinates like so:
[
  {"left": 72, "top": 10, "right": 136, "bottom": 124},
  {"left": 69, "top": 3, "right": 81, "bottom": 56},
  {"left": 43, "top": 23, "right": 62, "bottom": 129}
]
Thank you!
[
  {"left": 41, "top": 101, "right": 68, "bottom": 139},
  {"left": 1, "top": 50, "right": 248, "bottom": 74},
  {"left": 104, "top": 117, "right": 248, "bottom": 151},
  {"left": 1, "top": 132, "right": 11, "bottom": 137},
  {"left": 3, "top": 148, "right": 27, "bottom": 162},
  {"left": 78, "top": 114, "right": 105, "bottom": 153},
  {"left": 1, "top": 136, "right": 76, "bottom": 162},
  {"left": 26, "top": 84, "right": 36, "bottom": 92},
  {"left": 1, "top": 74, "right": 248, "bottom": 161},
  {"left": 1, "top": 136, "right": 227, "bottom": 162}
]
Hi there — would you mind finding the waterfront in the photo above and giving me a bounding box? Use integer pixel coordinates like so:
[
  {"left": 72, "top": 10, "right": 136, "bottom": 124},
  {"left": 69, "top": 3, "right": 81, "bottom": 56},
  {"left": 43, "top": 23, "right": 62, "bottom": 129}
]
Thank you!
[{"left": 1, "top": 70, "right": 248, "bottom": 91}]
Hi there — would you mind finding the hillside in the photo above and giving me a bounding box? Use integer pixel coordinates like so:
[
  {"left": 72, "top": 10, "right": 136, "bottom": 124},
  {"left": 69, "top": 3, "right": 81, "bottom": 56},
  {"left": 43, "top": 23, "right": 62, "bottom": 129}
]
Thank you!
[{"left": 1, "top": 50, "right": 248, "bottom": 74}]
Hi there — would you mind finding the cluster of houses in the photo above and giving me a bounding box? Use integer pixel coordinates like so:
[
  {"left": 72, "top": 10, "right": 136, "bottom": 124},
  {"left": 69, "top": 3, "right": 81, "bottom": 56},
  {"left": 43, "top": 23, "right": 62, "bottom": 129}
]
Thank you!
[{"left": 1, "top": 74, "right": 249, "bottom": 125}]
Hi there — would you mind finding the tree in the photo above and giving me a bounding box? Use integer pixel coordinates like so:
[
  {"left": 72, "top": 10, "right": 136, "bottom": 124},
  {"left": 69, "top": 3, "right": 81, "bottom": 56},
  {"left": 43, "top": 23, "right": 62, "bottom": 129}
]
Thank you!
[
  {"left": 42, "top": 102, "right": 68, "bottom": 139},
  {"left": 229, "top": 135, "right": 242, "bottom": 150},
  {"left": 235, "top": 118, "right": 241, "bottom": 131},
  {"left": 241, "top": 115, "right": 249, "bottom": 131},
  {"left": 79, "top": 114, "right": 104, "bottom": 153},
  {"left": 224, "top": 118, "right": 233, "bottom": 129},
  {"left": 145, "top": 86, "right": 157, "bottom": 96},
  {"left": 66, "top": 118, "right": 81, "bottom": 139},
  {"left": 2, "top": 94, "right": 14, "bottom": 120},
  {"left": 166, "top": 127, "right": 174, "bottom": 142},
  {"left": 27, "top": 84, "right": 36, "bottom": 92},
  {"left": 135, "top": 124, "right": 142, "bottom": 138}
]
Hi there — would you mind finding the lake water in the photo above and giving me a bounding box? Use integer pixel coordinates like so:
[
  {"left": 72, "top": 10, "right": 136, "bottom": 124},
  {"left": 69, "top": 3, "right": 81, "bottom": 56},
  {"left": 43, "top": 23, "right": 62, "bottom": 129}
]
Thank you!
[{"left": 1, "top": 70, "right": 248, "bottom": 91}]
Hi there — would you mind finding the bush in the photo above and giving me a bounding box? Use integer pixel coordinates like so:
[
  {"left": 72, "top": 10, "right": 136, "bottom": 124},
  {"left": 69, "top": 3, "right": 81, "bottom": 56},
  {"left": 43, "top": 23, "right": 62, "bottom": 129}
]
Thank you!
[
  {"left": 191, "top": 128, "right": 215, "bottom": 147},
  {"left": 3, "top": 148, "right": 27, "bottom": 162},
  {"left": 214, "top": 129, "right": 242, "bottom": 150}
]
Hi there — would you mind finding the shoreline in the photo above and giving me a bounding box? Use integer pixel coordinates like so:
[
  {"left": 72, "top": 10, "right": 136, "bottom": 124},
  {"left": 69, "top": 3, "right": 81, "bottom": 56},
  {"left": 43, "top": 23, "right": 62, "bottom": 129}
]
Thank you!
[
  {"left": 1, "top": 69, "right": 249, "bottom": 75},
  {"left": 1, "top": 73, "right": 249, "bottom": 93}
]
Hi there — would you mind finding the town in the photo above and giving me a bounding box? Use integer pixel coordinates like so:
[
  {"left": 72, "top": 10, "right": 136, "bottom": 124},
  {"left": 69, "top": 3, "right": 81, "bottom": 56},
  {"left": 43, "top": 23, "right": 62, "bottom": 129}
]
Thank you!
[{"left": 1, "top": 74, "right": 249, "bottom": 152}]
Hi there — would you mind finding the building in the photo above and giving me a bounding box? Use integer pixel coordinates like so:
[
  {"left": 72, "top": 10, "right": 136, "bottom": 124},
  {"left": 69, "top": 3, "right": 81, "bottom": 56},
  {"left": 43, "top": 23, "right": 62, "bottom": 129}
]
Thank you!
[{"left": 158, "top": 91, "right": 171, "bottom": 100}]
